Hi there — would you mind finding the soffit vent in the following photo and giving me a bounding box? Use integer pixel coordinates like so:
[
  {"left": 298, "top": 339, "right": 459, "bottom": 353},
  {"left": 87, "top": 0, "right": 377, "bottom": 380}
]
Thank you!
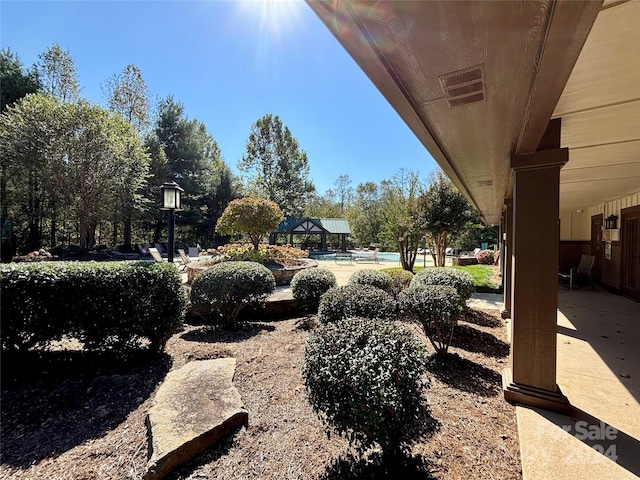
[
  {"left": 439, "top": 65, "right": 486, "bottom": 108},
  {"left": 477, "top": 179, "right": 493, "bottom": 187}
]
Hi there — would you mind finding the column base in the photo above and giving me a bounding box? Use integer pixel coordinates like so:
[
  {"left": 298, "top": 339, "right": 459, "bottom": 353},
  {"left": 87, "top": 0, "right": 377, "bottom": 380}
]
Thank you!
[
  {"left": 502, "top": 368, "right": 571, "bottom": 414},
  {"left": 501, "top": 309, "right": 511, "bottom": 319}
]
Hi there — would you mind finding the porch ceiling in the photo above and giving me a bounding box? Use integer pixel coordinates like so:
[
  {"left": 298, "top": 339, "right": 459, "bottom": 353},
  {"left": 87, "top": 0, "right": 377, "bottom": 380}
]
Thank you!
[{"left": 307, "top": 0, "right": 640, "bottom": 224}]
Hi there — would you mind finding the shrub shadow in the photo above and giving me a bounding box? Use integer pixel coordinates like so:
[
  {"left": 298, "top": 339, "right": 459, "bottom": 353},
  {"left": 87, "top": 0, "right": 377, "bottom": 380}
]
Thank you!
[
  {"left": 426, "top": 353, "right": 501, "bottom": 397},
  {"left": 463, "top": 309, "right": 502, "bottom": 328},
  {"left": 319, "top": 452, "right": 437, "bottom": 480},
  {"left": 180, "top": 322, "right": 276, "bottom": 344},
  {"left": 450, "top": 324, "right": 510, "bottom": 358},
  {"left": 0, "top": 349, "right": 172, "bottom": 468}
]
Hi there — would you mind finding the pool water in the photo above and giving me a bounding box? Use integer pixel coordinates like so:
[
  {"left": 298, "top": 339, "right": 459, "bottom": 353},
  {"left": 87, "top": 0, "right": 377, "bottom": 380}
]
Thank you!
[{"left": 309, "top": 251, "right": 401, "bottom": 263}]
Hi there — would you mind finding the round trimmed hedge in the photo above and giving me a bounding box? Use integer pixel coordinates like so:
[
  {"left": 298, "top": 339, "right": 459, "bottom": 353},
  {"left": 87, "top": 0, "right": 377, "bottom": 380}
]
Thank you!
[
  {"left": 384, "top": 268, "right": 415, "bottom": 299},
  {"left": 291, "top": 268, "right": 337, "bottom": 313},
  {"left": 317, "top": 284, "right": 396, "bottom": 324},
  {"left": 190, "top": 261, "right": 275, "bottom": 329},
  {"left": 303, "top": 317, "right": 437, "bottom": 456},
  {"left": 399, "top": 284, "right": 462, "bottom": 355},
  {"left": 347, "top": 269, "right": 393, "bottom": 293},
  {"left": 410, "top": 267, "right": 474, "bottom": 304}
]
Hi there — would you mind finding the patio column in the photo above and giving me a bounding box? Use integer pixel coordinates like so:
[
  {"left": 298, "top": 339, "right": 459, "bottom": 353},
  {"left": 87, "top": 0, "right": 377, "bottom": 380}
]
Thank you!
[
  {"left": 503, "top": 119, "right": 570, "bottom": 414},
  {"left": 501, "top": 198, "right": 513, "bottom": 319}
]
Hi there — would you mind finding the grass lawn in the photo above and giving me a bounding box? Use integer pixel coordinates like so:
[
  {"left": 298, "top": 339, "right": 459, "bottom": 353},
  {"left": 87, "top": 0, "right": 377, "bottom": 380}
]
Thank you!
[{"left": 383, "top": 264, "right": 502, "bottom": 293}]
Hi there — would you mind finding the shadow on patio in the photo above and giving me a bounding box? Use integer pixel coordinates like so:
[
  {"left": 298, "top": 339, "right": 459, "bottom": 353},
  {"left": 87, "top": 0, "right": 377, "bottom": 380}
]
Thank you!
[{"left": 517, "top": 288, "right": 640, "bottom": 480}]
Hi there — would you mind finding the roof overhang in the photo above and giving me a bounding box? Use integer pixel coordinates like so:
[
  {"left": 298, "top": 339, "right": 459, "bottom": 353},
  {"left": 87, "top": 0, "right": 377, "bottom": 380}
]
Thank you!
[{"left": 307, "top": 0, "right": 640, "bottom": 225}]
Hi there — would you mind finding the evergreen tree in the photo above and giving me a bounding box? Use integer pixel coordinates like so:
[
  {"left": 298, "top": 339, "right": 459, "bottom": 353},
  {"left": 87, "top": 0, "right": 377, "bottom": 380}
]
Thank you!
[{"left": 239, "top": 114, "right": 315, "bottom": 217}]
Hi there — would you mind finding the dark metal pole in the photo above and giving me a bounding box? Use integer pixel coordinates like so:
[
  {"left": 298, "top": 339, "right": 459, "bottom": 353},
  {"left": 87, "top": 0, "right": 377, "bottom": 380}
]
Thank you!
[{"left": 167, "top": 209, "right": 175, "bottom": 264}]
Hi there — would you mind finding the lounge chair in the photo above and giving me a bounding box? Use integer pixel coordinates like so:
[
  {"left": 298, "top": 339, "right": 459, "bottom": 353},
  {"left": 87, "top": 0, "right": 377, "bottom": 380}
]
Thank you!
[
  {"left": 148, "top": 247, "right": 166, "bottom": 264},
  {"left": 558, "top": 254, "right": 595, "bottom": 290},
  {"left": 334, "top": 251, "right": 353, "bottom": 264},
  {"left": 355, "top": 248, "right": 379, "bottom": 264},
  {"left": 177, "top": 248, "right": 192, "bottom": 271}
]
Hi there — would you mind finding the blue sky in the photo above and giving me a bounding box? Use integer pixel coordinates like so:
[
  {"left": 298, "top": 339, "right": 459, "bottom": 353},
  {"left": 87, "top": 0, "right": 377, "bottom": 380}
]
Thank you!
[{"left": 1, "top": 0, "right": 437, "bottom": 194}]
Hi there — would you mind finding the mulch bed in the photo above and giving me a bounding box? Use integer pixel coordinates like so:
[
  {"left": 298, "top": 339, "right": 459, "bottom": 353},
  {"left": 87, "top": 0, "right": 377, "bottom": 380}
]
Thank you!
[{"left": 0, "top": 308, "right": 521, "bottom": 480}]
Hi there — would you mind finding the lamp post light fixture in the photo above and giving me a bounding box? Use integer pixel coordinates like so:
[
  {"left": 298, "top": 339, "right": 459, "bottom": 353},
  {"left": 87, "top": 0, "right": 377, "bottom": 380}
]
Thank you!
[
  {"left": 605, "top": 214, "right": 618, "bottom": 230},
  {"left": 160, "top": 181, "right": 184, "bottom": 263}
]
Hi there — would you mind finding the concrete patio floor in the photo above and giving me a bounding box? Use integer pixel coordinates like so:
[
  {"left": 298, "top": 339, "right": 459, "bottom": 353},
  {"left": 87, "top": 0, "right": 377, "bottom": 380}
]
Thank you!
[{"left": 515, "top": 287, "right": 640, "bottom": 480}]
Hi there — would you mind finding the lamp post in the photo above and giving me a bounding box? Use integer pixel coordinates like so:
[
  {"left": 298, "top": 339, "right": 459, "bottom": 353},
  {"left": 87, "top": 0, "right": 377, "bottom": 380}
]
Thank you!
[{"left": 160, "top": 181, "right": 184, "bottom": 264}]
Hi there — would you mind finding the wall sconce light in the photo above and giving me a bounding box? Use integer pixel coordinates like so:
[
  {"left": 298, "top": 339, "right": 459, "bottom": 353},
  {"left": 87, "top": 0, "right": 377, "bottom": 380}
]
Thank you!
[{"left": 605, "top": 214, "right": 618, "bottom": 230}]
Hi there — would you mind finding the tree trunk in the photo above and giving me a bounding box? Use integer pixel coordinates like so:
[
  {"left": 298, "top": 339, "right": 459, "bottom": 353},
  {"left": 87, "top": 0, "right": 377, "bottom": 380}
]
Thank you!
[
  {"left": 153, "top": 218, "right": 164, "bottom": 244},
  {"left": 123, "top": 216, "right": 132, "bottom": 250},
  {"left": 50, "top": 195, "right": 57, "bottom": 248}
]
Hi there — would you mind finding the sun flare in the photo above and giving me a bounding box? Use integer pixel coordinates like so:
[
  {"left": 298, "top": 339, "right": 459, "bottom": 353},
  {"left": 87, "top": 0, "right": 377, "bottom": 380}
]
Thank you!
[{"left": 237, "top": 0, "right": 304, "bottom": 40}]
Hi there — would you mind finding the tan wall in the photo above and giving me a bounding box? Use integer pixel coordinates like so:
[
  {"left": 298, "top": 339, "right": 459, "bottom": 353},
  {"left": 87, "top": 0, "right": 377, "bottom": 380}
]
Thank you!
[
  {"left": 559, "top": 209, "right": 590, "bottom": 240},
  {"left": 561, "top": 192, "right": 640, "bottom": 242},
  {"left": 586, "top": 192, "right": 640, "bottom": 290}
]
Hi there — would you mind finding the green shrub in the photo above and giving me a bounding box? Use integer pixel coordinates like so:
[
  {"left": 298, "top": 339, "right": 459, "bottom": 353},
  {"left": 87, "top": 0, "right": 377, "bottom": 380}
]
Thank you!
[
  {"left": 190, "top": 261, "right": 275, "bottom": 329},
  {"left": 410, "top": 267, "right": 474, "bottom": 304},
  {"left": 0, "top": 261, "right": 185, "bottom": 352},
  {"left": 384, "top": 268, "right": 415, "bottom": 299},
  {"left": 290, "top": 268, "right": 337, "bottom": 313},
  {"left": 217, "top": 243, "right": 308, "bottom": 263},
  {"left": 399, "top": 285, "right": 462, "bottom": 355},
  {"left": 317, "top": 285, "right": 396, "bottom": 324},
  {"left": 303, "top": 317, "right": 437, "bottom": 457},
  {"left": 347, "top": 269, "right": 392, "bottom": 293}
]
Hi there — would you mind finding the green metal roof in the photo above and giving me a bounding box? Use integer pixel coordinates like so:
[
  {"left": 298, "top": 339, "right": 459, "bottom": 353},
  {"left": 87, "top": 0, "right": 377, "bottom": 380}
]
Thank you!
[{"left": 274, "top": 218, "right": 351, "bottom": 234}]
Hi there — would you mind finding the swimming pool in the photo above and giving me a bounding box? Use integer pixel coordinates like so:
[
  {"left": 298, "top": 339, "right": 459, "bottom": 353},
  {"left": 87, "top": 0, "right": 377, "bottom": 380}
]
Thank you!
[{"left": 309, "top": 251, "right": 401, "bottom": 263}]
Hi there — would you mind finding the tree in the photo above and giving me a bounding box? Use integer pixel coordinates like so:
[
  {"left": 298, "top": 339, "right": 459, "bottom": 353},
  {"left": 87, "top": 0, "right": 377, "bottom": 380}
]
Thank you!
[
  {"left": 379, "top": 170, "right": 422, "bottom": 272},
  {"left": 333, "top": 174, "right": 353, "bottom": 214},
  {"left": 0, "top": 94, "right": 59, "bottom": 250},
  {"left": 35, "top": 43, "right": 81, "bottom": 246},
  {"left": 0, "top": 94, "right": 150, "bottom": 250},
  {"left": 1, "top": 48, "right": 41, "bottom": 112},
  {"left": 1, "top": 49, "right": 41, "bottom": 226},
  {"left": 216, "top": 197, "right": 283, "bottom": 250},
  {"left": 304, "top": 189, "right": 342, "bottom": 218},
  {"left": 420, "top": 169, "right": 476, "bottom": 267},
  {"left": 102, "top": 64, "right": 150, "bottom": 133},
  {"left": 239, "top": 114, "right": 315, "bottom": 217},
  {"left": 36, "top": 44, "right": 79, "bottom": 102},
  {"left": 347, "top": 181, "right": 382, "bottom": 248},
  {"left": 146, "top": 96, "right": 236, "bottom": 245},
  {"left": 102, "top": 64, "right": 152, "bottom": 248}
]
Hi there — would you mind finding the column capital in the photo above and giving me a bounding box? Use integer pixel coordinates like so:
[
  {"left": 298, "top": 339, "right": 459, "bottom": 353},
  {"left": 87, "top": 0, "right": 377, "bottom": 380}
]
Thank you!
[{"left": 511, "top": 147, "right": 568, "bottom": 171}]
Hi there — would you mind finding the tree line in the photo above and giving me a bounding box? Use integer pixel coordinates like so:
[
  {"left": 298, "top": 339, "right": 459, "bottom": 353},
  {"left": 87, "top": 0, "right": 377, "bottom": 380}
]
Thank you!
[
  {"left": 0, "top": 45, "right": 315, "bottom": 255},
  {"left": 1, "top": 44, "right": 494, "bottom": 264}
]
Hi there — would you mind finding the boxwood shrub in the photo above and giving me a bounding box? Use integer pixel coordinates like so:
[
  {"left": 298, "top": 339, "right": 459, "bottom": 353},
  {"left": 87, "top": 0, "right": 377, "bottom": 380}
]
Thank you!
[
  {"left": 410, "top": 267, "right": 475, "bottom": 304},
  {"left": 0, "top": 261, "right": 186, "bottom": 352},
  {"left": 190, "top": 261, "right": 275, "bottom": 329},
  {"left": 347, "top": 269, "right": 393, "bottom": 293},
  {"left": 303, "top": 317, "right": 437, "bottom": 457},
  {"left": 383, "top": 268, "right": 415, "bottom": 299},
  {"left": 290, "top": 268, "right": 337, "bottom": 314},
  {"left": 399, "top": 285, "right": 462, "bottom": 355},
  {"left": 317, "top": 284, "right": 396, "bottom": 324}
]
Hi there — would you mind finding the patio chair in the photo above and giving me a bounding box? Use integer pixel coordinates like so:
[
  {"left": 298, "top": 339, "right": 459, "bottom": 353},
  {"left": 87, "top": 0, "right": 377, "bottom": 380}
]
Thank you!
[
  {"left": 148, "top": 247, "right": 166, "bottom": 264},
  {"left": 355, "top": 248, "right": 379, "bottom": 264},
  {"left": 558, "top": 254, "right": 595, "bottom": 290},
  {"left": 177, "top": 248, "right": 192, "bottom": 271}
]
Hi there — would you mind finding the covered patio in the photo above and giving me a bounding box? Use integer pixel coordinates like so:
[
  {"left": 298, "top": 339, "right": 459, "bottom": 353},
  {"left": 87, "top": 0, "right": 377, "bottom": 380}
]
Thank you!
[
  {"left": 308, "top": 0, "right": 639, "bottom": 478},
  {"left": 270, "top": 218, "right": 351, "bottom": 252}
]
